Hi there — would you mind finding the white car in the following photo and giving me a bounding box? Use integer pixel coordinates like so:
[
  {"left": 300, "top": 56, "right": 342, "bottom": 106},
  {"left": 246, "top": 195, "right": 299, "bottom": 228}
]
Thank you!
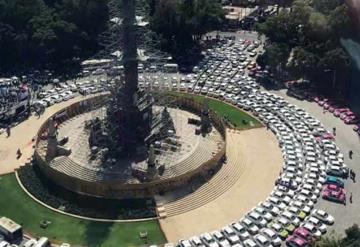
[
  {"left": 298, "top": 189, "right": 317, "bottom": 203},
  {"left": 179, "top": 239, "right": 192, "bottom": 247},
  {"left": 311, "top": 209, "right": 334, "bottom": 225},
  {"left": 301, "top": 222, "right": 322, "bottom": 238},
  {"left": 260, "top": 201, "right": 280, "bottom": 216},
  {"left": 211, "top": 230, "right": 230, "bottom": 247},
  {"left": 290, "top": 200, "right": 311, "bottom": 215},
  {"left": 231, "top": 222, "right": 250, "bottom": 241},
  {"left": 50, "top": 95, "right": 62, "bottom": 103},
  {"left": 261, "top": 228, "right": 281, "bottom": 247},
  {"left": 253, "top": 207, "right": 273, "bottom": 222},
  {"left": 190, "top": 236, "right": 204, "bottom": 246},
  {"left": 304, "top": 178, "right": 323, "bottom": 190},
  {"left": 43, "top": 98, "right": 55, "bottom": 106},
  {"left": 254, "top": 234, "right": 273, "bottom": 247},
  {"left": 247, "top": 212, "right": 267, "bottom": 228},
  {"left": 33, "top": 100, "right": 47, "bottom": 108},
  {"left": 243, "top": 239, "right": 258, "bottom": 247},
  {"left": 287, "top": 206, "right": 306, "bottom": 220},
  {"left": 306, "top": 216, "right": 327, "bottom": 234},
  {"left": 221, "top": 226, "right": 240, "bottom": 244},
  {"left": 302, "top": 183, "right": 320, "bottom": 195},
  {"left": 200, "top": 233, "right": 219, "bottom": 247},
  {"left": 267, "top": 196, "right": 286, "bottom": 210},
  {"left": 241, "top": 218, "right": 259, "bottom": 234},
  {"left": 281, "top": 211, "right": 300, "bottom": 226}
]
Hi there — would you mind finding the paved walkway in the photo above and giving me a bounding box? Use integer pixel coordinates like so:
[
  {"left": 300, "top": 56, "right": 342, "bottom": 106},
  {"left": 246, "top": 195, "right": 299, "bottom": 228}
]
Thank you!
[
  {"left": 0, "top": 95, "right": 99, "bottom": 175},
  {"left": 159, "top": 127, "right": 283, "bottom": 242}
]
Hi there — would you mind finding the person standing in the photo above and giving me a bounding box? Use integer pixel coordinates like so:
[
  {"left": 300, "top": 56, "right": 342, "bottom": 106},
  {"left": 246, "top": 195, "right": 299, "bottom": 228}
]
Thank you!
[
  {"left": 6, "top": 125, "right": 10, "bottom": 137},
  {"left": 350, "top": 193, "right": 353, "bottom": 204},
  {"left": 16, "top": 148, "right": 22, "bottom": 158}
]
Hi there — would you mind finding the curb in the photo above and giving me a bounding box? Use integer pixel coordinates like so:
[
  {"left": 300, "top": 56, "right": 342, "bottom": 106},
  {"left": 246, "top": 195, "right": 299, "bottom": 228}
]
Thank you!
[{"left": 15, "top": 170, "right": 159, "bottom": 223}]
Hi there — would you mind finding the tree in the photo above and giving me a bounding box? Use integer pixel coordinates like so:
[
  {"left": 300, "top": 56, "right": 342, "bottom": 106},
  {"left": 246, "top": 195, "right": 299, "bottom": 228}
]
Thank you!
[
  {"left": 259, "top": 42, "right": 290, "bottom": 79},
  {"left": 328, "top": 5, "right": 352, "bottom": 37},
  {"left": 287, "top": 46, "right": 318, "bottom": 78},
  {"left": 342, "top": 224, "right": 360, "bottom": 246},
  {"left": 307, "top": 11, "right": 330, "bottom": 41},
  {"left": 312, "top": 0, "right": 342, "bottom": 14},
  {"left": 318, "top": 48, "right": 351, "bottom": 70},
  {"left": 313, "top": 224, "right": 360, "bottom": 247},
  {"left": 150, "top": 0, "right": 224, "bottom": 54},
  {"left": 313, "top": 233, "right": 344, "bottom": 247},
  {"left": 0, "top": 0, "right": 109, "bottom": 73},
  {"left": 256, "top": 0, "right": 353, "bottom": 96},
  {"left": 256, "top": 11, "right": 294, "bottom": 43}
]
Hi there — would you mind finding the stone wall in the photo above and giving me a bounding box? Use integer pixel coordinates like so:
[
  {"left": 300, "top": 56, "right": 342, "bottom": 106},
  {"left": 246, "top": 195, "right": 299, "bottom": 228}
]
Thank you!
[{"left": 34, "top": 93, "right": 226, "bottom": 199}]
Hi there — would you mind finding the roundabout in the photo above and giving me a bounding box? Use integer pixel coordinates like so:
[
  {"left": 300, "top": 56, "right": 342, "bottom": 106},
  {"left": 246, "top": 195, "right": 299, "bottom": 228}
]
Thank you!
[
  {"left": 0, "top": 32, "right": 356, "bottom": 245},
  {"left": 0, "top": 91, "right": 266, "bottom": 246},
  {"left": 0, "top": 5, "right": 356, "bottom": 244},
  {"left": 0, "top": 84, "right": 354, "bottom": 246},
  {"left": 33, "top": 93, "right": 226, "bottom": 200}
]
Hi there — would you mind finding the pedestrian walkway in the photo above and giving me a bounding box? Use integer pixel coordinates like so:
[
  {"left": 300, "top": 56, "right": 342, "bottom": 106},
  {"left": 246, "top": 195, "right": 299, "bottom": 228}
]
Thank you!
[
  {"left": 0, "top": 94, "right": 101, "bottom": 175},
  {"left": 159, "top": 127, "right": 283, "bottom": 242}
]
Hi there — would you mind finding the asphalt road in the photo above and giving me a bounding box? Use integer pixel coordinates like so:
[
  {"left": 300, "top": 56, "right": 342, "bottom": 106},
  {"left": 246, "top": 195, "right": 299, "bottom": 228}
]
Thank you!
[{"left": 269, "top": 88, "right": 360, "bottom": 237}]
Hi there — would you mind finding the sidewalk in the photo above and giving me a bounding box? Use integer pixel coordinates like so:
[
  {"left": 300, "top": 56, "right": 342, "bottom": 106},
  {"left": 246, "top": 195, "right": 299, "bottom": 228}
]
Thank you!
[{"left": 0, "top": 94, "right": 97, "bottom": 175}]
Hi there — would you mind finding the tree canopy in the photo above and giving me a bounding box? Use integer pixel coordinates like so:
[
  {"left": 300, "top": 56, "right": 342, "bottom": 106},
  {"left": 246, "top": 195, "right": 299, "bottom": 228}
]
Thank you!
[
  {"left": 256, "top": 0, "right": 353, "bottom": 94},
  {"left": 149, "top": 0, "right": 225, "bottom": 56},
  {"left": 314, "top": 224, "right": 360, "bottom": 247},
  {"left": 0, "top": 0, "right": 108, "bottom": 74}
]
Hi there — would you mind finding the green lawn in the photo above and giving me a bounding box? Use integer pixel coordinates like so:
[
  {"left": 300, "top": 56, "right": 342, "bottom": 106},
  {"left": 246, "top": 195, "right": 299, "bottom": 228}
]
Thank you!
[
  {"left": 0, "top": 174, "right": 166, "bottom": 247},
  {"left": 168, "top": 92, "right": 262, "bottom": 129}
]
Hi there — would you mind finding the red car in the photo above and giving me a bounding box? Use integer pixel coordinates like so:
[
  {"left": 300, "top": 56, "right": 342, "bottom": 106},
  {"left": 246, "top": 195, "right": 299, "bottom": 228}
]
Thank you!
[
  {"left": 328, "top": 104, "right": 340, "bottom": 113},
  {"left": 314, "top": 96, "right": 322, "bottom": 103},
  {"left": 322, "top": 133, "right": 335, "bottom": 140},
  {"left": 322, "top": 185, "right": 346, "bottom": 204},
  {"left": 340, "top": 111, "right": 355, "bottom": 120},
  {"left": 324, "top": 184, "right": 346, "bottom": 193},
  {"left": 318, "top": 98, "right": 328, "bottom": 106},
  {"left": 344, "top": 117, "right": 357, "bottom": 125},
  {"left": 286, "top": 235, "right": 309, "bottom": 247},
  {"left": 334, "top": 108, "right": 350, "bottom": 117},
  {"left": 322, "top": 189, "right": 346, "bottom": 204},
  {"left": 293, "top": 227, "right": 316, "bottom": 243},
  {"left": 323, "top": 102, "right": 333, "bottom": 110},
  {"left": 315, "top": 132, "right": 335, "bottom": 141}
]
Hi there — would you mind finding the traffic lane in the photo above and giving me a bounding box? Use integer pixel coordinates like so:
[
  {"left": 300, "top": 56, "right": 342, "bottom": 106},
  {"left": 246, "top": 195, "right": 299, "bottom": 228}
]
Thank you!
[{"left": 269, "top": 89, "right": 360, "bottom": 236}]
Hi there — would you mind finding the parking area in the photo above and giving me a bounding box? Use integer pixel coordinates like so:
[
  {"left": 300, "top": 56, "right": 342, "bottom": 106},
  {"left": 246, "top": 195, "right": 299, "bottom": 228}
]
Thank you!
[
  {"left": 1, "top": 30, "right": 358, "bottom": 247},
  {"left": 269, "top": 88, "right": 360, "bottom": 236},
  {"left": 164, "top": 34, "right": 352, "bottom": 247}
]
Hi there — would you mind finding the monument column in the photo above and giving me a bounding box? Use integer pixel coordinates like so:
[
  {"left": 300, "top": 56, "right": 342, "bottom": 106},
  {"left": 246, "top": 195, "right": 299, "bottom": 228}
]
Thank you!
[{"left": 122, "top": 0, "right": 139, "bottom": 107}]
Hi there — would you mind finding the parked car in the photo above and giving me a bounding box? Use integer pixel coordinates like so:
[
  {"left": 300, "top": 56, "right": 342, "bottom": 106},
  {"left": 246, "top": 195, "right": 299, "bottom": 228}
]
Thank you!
[
  {"left": 285, "top": 235, "right": 308, "bottom": 247},
  {"left": 326, "top": 166, "right": 348, "bottom": 178},
  {"left": 322, "top": 185, "right": 346, "bottom": 204},
  {"left": 311, "top": 209, "right": 334, "bottom": 225},
  {"left": 261, "top": 228, "right": 281, "bottom": 246},
  {"left": 293, "top": 227, "right": 315, "bottom": 244},
  {"left": 324, "top": 176, "right": 344, "bottom": 188}
]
